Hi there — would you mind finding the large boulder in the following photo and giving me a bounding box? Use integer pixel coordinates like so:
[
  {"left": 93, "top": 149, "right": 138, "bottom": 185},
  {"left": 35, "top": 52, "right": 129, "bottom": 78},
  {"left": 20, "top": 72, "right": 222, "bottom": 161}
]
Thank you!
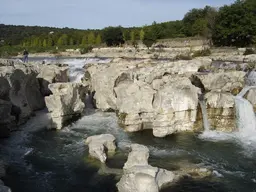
[
  {"left": 152, "top": 77, "right": 200, "bottom": 137},
  {"left": 85, "top": 134, "right": 116, "bottom": 163},
  {"left": 0, "top": 185, "right": 11, "bottom": 192},
  {"left": 204, "top": 92, "right": 236, "bottom": 132},
  {"left": 0, "top": 100, "right": 15, "bottom": 138},
  {"left": 117, "top": 144, "right": 177, "bottom": 192},
  {"left": 115, "top": 77, "right": 201, "bottom": 137},
  {"left": 45, "top": 83, "right": 86, "bottom": 129},
  {"left": 194, "top": 71, "right": 246, "bottom": 93},
  {"left": 123, "top": 144, "right": 149, "bottom": 170},
  {"left": 36, "top": 65, "right": 69, "bottom": 96},
  {"left": 0, "top": 63, "right": 45, "bottom": 125},
  {"left": 86, "top": 62, "right": 136, "bottom": 111}
]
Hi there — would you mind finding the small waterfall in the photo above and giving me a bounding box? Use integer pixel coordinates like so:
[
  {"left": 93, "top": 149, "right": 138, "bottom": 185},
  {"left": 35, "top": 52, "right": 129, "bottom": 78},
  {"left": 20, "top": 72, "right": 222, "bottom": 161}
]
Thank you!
[
  {"left": 199, "top": 99, "right": 211, "bottom": 131},
  {"left": 235, "top": 87, "right": 256, "bottom": 135}
]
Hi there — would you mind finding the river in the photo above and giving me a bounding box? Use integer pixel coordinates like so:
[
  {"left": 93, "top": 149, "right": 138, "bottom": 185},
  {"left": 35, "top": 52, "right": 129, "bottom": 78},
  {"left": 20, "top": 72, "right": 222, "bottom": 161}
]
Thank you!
[{"left": 1, "top": 58, "right": 256, "bottom": 192}]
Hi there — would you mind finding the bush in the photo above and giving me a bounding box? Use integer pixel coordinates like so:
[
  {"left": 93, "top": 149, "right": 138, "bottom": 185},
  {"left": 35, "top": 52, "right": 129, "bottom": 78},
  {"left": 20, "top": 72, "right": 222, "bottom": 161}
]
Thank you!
[
  {"left": 175, "top": 54, "right": 193, "bottom": 60},
  {"left": 102, "top": 26, "right": 125, "bottom": 46},
  {"left": 80, "top": 45, "right": 93, "bottom": 54},
  {"left": 192, "top": 48, "right": 211, "bottom": 57},
  {"left": 243, "top": 48, "right": 255, "bottom": 56}
]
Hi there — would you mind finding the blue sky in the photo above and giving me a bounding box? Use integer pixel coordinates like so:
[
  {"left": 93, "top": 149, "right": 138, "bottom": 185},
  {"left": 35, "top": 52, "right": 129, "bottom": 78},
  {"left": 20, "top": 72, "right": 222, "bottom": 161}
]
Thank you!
[{"left": 1, "top": 0, "right": 234, "bottom": 29}]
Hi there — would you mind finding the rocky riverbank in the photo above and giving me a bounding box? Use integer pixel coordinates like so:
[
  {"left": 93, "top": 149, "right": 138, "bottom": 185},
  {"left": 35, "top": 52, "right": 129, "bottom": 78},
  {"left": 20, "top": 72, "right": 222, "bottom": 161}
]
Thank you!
[
  {"left": 83, "top": 56, "right": 255, "bottom": 137},
  {"left": 1, "top": 49, "right": 256, "bottom": 191}
]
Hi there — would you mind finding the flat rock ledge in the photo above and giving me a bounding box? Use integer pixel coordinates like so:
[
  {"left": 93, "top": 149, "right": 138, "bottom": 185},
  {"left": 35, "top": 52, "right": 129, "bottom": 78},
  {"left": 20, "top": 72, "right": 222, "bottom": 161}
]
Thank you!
[{"left": 85, "top": 134, "right": 116, "bottom": 163}]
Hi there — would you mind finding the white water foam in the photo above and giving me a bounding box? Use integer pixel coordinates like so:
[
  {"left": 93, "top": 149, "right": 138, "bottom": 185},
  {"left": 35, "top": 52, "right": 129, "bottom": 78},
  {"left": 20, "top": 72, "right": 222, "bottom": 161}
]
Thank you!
[{"left": 62, "top": 58, "right": 111, "bottom": 82}]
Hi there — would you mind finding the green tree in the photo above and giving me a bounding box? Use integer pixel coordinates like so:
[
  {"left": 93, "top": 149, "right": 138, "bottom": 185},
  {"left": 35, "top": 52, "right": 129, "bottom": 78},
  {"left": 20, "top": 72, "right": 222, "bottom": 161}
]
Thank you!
[
  {"left": 213, "top": 0, "right": 256, "bottom": 47},
  {"left": 123, "top": 30, "right": 130, "bottom": 41},
  {"left": 140, "top": 29, "right": 145, "bottom": 40},
  {"left": 57, "top": 34, "right": 68, "bottom": 46},
  {"left": 130, "top": 31, "right": 135, "bottom": 42},
  {"left": 43, "top": 39, "right": 47, "bottom": 47},
  {"left": 88, "top": 32, "right": 95, "bottom": 45},
  {"left": 47, "top": 38, "right": 54, "bottom": 47},
  {"left": 102, "top": 26, "right": 124, "bottom": 46},
  {"left": 143, "top": 28, "right": 157, "bottom": 48},
  {"left": 69, "top": 38, "right": 74, "bottom": 46},
  {"left": 192, "top": 18, "right": 208, "bottom": 36},
  {"left": 81, "top": 35, "right": 87, "bottom": 45},
  {"left": 95, "top": 34, "right": 102, "bottom": 45}
]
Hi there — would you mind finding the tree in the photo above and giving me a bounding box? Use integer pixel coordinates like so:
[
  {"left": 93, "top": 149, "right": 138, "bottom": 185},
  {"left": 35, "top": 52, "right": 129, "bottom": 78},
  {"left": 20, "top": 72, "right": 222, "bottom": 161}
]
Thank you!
[
  {"left": 140, "top": 29, "right": 145, "bottom": 40},
  {"left": 57, "top": 34, "right": 68, "bottom": 46},
  {"left": 123, "top": 30, "right": 130, "bottom": 41},
  {"left": 192, "top": 18, "right": 208, "bottom": 36},
  {"left": 130, "top": 31, "right": 135, "bottom": 42},
  {"left": 151, "top": 21, "right": 163, "bottom": 39},
  {"left": 69, "top": 38, "right": 74, "bottom": 46},
  {"left": 43, "top": 39, "right": 47, "bottom": 47},
  {"left": 88, "top": 32, "right": 95, "bottom": 45},
  {"left": 143, "top": 28, "right": 157, "bottom": 48},
  {"left": 47, "top": 38, "right": 54, "bottom": 47},
  {"left": 213, "top": 0, "right": 256, "bottom": 47},
  {"left": 95, "top": 34, "right": 102, "bottom": 45},
  {"left": 102, "top": 26, "right": 124, "bottom": 46},
  {"left": 81, "top": 35, "right": 88, "bottom": 45}
]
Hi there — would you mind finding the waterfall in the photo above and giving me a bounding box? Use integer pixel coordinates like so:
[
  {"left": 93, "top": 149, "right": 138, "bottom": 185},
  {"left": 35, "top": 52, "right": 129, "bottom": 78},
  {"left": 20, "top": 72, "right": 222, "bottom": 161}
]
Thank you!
[
  {"left": 199, "top": 99, "right": 211, "bottom": 131},
  {"left": 235, "top": 87, "right": 256, "bottom": 136}
]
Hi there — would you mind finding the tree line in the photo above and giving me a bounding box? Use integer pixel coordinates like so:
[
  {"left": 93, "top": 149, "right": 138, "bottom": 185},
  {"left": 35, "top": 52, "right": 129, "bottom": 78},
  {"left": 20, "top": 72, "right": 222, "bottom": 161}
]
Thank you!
[{"left": 0, "top": 0, "right": 255, "bottom": 49}]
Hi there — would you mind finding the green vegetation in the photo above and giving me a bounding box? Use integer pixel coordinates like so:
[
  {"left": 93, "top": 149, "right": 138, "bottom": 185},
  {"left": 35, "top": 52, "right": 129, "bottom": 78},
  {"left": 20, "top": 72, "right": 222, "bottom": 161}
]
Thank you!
[
  {"left": 213, "top": 0, "right": 256, "bottom": 47},
  {"left": 0, "top": 0, "right": 255, "bottom": 53},
  {"left": 102, "top": 26, "right": 124, "bottom": 46},
  {"left": 243, "top": 48, "right": 256, "bottom": 55},
  {"left": 143, "top": 28, "right": 157, "bottom": 48},
  {"left": 192, "top": 48, "right": 211, "bottom": 57}
]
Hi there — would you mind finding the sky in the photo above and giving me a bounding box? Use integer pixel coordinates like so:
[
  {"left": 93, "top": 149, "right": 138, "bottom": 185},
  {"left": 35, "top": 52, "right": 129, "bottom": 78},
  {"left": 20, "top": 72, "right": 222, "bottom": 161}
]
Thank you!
[{"left": 1, "top": 0, "right": 234, "bottom": 29}]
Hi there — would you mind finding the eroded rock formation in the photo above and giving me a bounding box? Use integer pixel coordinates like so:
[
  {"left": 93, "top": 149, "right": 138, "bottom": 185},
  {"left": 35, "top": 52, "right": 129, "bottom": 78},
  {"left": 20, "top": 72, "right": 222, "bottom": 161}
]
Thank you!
[
  {"left": 45, "top": 83, "right": 87, "bottom": 129},
  {"left": 85, "top": 134, "right": 116, "bottom": 163}
]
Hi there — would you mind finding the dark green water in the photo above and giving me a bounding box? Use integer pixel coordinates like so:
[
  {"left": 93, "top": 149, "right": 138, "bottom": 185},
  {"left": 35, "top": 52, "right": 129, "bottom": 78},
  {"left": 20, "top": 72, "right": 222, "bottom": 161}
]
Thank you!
[{"left": 1, "top": 111, "right": 256, "bottom": 192}]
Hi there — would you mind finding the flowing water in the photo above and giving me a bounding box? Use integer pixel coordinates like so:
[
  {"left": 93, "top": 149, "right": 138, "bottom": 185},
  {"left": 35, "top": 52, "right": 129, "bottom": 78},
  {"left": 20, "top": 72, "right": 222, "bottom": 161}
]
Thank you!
[
  {"left": 2, "top": 59, "right": 256, "bottom": 191},
  {"left": 199, "top": 99, "right": 211, "bottom": 132},
  {"left": 1, "top": 109, "right": 256, "bottom": 192}
]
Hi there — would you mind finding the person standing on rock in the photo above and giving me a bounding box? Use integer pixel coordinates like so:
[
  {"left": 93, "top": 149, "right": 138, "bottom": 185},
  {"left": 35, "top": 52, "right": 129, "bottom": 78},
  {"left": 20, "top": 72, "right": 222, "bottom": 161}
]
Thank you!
[{"left": 23, "top": 49, "right": 29, "bottom": 63}]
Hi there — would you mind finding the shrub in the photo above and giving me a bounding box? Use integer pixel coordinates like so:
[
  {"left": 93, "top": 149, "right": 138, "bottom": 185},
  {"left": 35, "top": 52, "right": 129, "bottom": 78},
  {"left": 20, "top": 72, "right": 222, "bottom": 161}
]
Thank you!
[
  {"left": 175, "top": 54, "right": 193, "bottom": 60},
  {"left": 80, "top": 45, "right": 93, "bottom": 54},
  {"left": 192, "top": 48, "right": 211, "bottom": 57},
  {"left": 243, "top": 48, "right": 255, "bottom": 56}
]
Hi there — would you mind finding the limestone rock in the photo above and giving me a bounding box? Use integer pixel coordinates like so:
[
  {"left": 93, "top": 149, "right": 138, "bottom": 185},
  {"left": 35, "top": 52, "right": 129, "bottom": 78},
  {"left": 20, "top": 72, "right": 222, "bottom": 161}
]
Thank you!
[
  {"left": 0, "top": 100, "right": 15, "bottom": 138},
  {"left": 245, "top": 71, "right": 256, "bottom": 86},
  {"left": 204, "top": 92, "right": 236, "bottom": 132},
  {"left": 114, "top": 81, "right": 155, "bottom": 114},
  {"left": 245, "top": 88, "right": 256, "bottom": 111},
  {"left": 45, "top": 83, "right": 86, "bottom": 129},
  {"left": 0, "top": 185, "right": 11, "bottom": 192},
  {"left": 0, "top": 63, "right": 45, "bottom": 125},
  {"left": 0, "top": 160, "right": 6, "bottom": 178},
  {"left": 152, "top": 78, "right": 200, "bottom": 137},
  {"left": 85, "top": 134, "right": 116, "bottom": 163},
  {"left": 117, "top": 144, "right": 176, "bottom": 192},
  {"left": 195, "top": 71, "right": 245, "bottom": 92},
  {"left": 37, "top": 64, "right": 69, "bottom": 96},
  {"left": 123, "top": 144, "right": 149, "bottom": 170}
]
